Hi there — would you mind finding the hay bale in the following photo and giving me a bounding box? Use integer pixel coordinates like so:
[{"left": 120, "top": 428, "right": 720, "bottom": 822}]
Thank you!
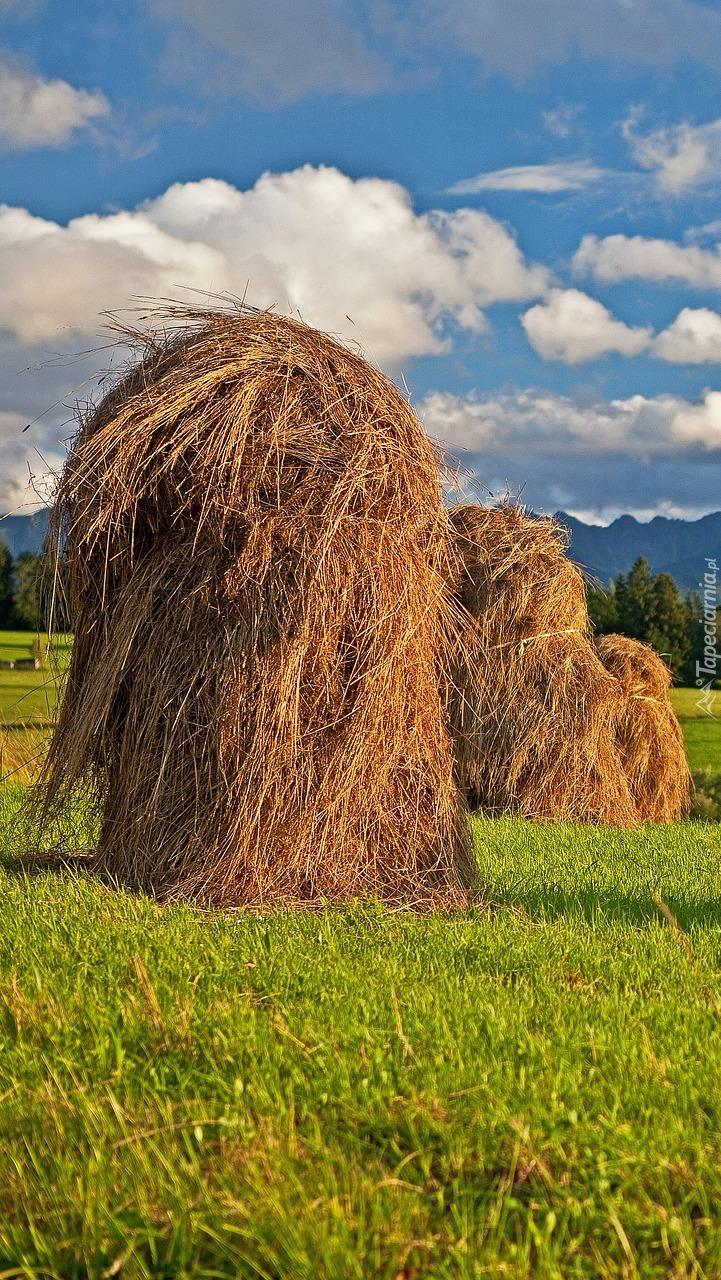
[
  {"left": 449, "top": 502, "right": 637, "bottom": 824},
  {"left": 594, "top": 634, "right": 690, "bottom": 821},
  {"left": 37, "top": 307, "right": 474, "bottom": 906}
]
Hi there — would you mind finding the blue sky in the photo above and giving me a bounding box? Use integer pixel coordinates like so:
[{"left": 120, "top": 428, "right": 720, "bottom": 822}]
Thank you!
[{"left": 2, "top": 0, "right": 721, "bottom": 522}]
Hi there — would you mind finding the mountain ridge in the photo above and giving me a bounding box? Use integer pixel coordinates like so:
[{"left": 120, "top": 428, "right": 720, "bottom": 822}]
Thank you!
[
  {"left": 0, "top": 509, "right": 49, "bottom": 559},
  {"left": 555, "top": 509, "right": 721, "bottom": 592}
]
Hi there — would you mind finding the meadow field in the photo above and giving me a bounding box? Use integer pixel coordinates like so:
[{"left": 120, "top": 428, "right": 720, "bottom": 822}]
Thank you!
[{"left": 1, "top": 633, "right": 721, "bottom": 1277}]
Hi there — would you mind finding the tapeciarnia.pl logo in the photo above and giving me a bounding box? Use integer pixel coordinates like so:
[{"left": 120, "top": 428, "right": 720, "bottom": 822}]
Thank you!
[{"left": 696, "top": 556, "right": 719, "bottom": 718}]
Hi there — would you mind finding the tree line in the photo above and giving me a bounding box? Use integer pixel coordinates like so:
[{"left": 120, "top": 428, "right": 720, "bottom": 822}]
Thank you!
[
  {"left": 587, "top": 555, "right": 719, "bottom": 686},
  {"left": 0, "top": 546, "right": 44, "bottom": 630}
]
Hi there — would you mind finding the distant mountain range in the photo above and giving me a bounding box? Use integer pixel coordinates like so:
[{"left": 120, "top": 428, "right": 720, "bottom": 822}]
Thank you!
[
  {"left": 2, "top": 506, "right": 720, "bottom": 595},
  {"left": 556, "top": 510, "right": 721, "bottom": 593},
  {"left": 0, "top": 509, "right": 49, "bottom": 559}
]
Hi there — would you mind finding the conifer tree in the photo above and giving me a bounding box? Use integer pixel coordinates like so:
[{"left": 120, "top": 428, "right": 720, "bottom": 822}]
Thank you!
[{"left": 0, "top": 541, "right": 14, "bottom": 627}]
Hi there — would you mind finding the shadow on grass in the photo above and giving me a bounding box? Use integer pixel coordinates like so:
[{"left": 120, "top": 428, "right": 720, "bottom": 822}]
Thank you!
[
  {"left": 1, "top": 849, "right": 96, "bottom": 875},
  {"left": 484, "top": 882, "right": 721, "bottom": 931},
  {"left": 3, "top": 850, "right": 721, "bottom": 934},
  {"left": 0, "top": 850, "right": 137, "bottom": 902}
]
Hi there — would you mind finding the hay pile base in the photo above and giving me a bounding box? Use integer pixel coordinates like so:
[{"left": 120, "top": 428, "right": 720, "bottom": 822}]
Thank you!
[
  {"left": 595, "top": 635, "right": 690, "bottom": 821},
  {"left": 37, "top": 308, "right": 474, "bottom": 907},
  {"left": 449, "top": 503, "right": 637, "bottom": 824}
]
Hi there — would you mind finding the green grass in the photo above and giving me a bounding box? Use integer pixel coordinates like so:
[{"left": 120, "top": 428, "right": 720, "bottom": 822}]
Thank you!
[
  {"left": 0, "top": 668, "right": 60, "bottom": 724},
  {"left": 682, "top": 719, "right": 721, "bottom": 775},
  {"left": 670, "top": 687, "right": 721, "bottom": 776},
  {"left": 0, "top": 631, "right": 69, "bottom": 727},
  {"left": 0, "top": 630, "right": 71, "bottom": 665},
  {"left": 0, "top": 630, "right": 43, "bottom": 663},
  {"left": 1, "top": 786, "right": 721, "bottom": 1278}
]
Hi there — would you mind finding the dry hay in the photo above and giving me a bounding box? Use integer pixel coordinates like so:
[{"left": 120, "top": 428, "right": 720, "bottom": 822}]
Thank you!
[
  {"left": 594, "top": 634, "right": 690, "bottom": 821},
  {"left": 36, "top": 306, "right": 474, "bottom": 907},
  {"left": 448, "top": 502, "right": 637, "bottom": 824}
]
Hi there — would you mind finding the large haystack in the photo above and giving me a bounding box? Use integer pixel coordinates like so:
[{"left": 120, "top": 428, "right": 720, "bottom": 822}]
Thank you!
[
  {"left": 37, "top": 307, "right": 474, "bottom": 906},
  {"left": 594, "top": 635, "right": 690, "bottom": 821},
  {"left": 449, "top": 503, "right": 637, "bottom": 824}
]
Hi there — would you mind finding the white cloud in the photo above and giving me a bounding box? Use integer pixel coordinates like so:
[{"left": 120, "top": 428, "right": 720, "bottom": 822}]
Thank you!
[
  {"left": 447, "top": 161, "right": 603, "bottom": 195},
  {"left": 0, "top": 59, "right": 109, "bottom": 149},
  {"left": 623, "top": 112, "right": 721, "bottom": 194},
  {"left": 0, "top": 166, "right": 548, "bottom": 365},
  {"left": 521, "top": 289, "right": 651, "bottom": 364},
  {"left": 146, "top": 0, "right": 721, "bottom": 104},
  {"left": 0, "top": 204, "right": 223, "bottom": 345},
  {"left": 573, "top": 233, "right": 721, "bottom": 287},
  {"left": 685, "top": 220, "right": 721, "bottom": 243},
  {"left": 653, "top": 308, "right": 721, "bottom": 363},
  {"left": 522, "top": 289, "right": 721, "bottom": 366},
  {"left": 420, "top": 386, "right": 721, "bottom": 459}
]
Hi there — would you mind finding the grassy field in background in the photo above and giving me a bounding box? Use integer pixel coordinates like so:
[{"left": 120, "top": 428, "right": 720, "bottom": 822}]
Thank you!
[
  {"left": 0, "top": 631, "right": 47, "bottom": 664},
  {"left": 1, "top": 796, "right": 721, "bottom": 1278},
  {"left": 0, "top": 630, "right": 71, "bottom": 666},
  {"left": 668, "top": 689, "right": 721, "bottom": 775},
  {"left": 0, "top": 669, "right": 59, "bottom": 725},
  {"left": 680, "top": 718, "right": 721, "bottom": 774},
  {"left": 669, "top": 687, "right": 718, "bottom": 717},
  {"left": 0, "top": 631, "right": 70, "bottom": 728}
]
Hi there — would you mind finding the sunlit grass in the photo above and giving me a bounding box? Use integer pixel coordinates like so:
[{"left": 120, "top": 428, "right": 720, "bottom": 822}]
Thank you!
[{"left": 1, "top": 791, "right": 721, "bottom": 1276}]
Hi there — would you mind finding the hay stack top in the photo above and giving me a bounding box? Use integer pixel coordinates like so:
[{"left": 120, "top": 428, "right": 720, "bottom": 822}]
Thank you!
[
  {"left": 65, "top": 307, "right": 446, "bottom": 558},
  {"left": 595, "top": 634, "right": 672, "bottom": 700},
  {"left": 450, "top": 503, "right": 589, "bottom": 638}
]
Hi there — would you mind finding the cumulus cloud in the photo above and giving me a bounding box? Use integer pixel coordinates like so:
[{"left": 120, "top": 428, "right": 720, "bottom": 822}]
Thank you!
[
  {"left": 623, "top": 112, "right": 721, "bottom": 194},
  {"left": 0, "top": 333, "right": 110, "bottom": 513},
  {"left": 685, "top": 220, "right": 721, "bottom": 244},
  {"left": 421, "top": 385, "right": 721, "bottom": 520},
  {"left": 521, "top": 289, "right": 651, "bottom": 363},
  {"left": 653, "top": 308, "right": 721, "bottom": 363},
  {"left": 419, "top": 386, "right": 721, "bottom": 459},
  {"left": 573, "top": 232, "right": 721, "bottom": 287},
  {"left": 0, "top": 204, "right": 222, "bottom": 345},
  {"left": 0, "top": 165, "right": 548, "bottom": 365},
  {"left": 447, "top": 161, "right": 603, "bottom": 195},
  {"left": 0, "top": 59, "right": 109, "bottom": 149},
  {"left": 149, "top": 0, "right": 387, "bottom": 102},
  {"left": 522, "top": 290, "right": 721, "bottom": 366}
]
